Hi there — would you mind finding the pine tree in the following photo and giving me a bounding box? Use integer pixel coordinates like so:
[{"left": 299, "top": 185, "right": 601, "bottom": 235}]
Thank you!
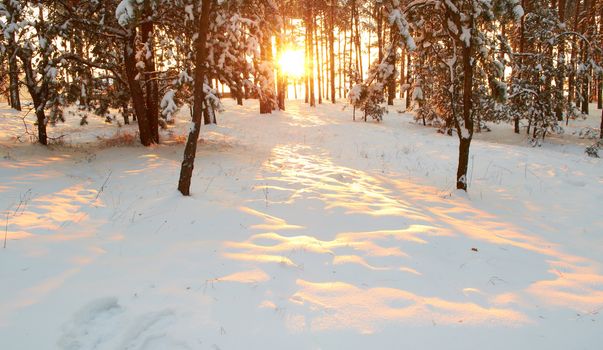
[
  {"left": 0, "top": 1, "right": 67, "bottom": 145},
  {"left": 178, "top": 0, "right": 213, "bottom": 196},
  {"left": 405, "top": 0, "right": 524, "bottom": 190},
  {"left": 348, "top": 0, "right": 415, "bottom": 122}
]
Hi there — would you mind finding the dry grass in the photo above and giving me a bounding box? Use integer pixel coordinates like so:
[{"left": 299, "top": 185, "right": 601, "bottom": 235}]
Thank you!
[
  {"left": 97, "top": 132, "right": 138, "bottom": 148},
  {"left": 162, "top": 133, "right": 188, "bottom": 145}
]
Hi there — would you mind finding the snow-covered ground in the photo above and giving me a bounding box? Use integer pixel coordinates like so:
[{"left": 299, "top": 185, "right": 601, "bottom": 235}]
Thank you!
[{"left": 0, "top": 100, "right": 602, "bottom": 349}]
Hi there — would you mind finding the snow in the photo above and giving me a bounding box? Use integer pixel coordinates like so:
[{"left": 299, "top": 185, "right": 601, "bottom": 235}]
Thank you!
[
  {"left": 45, "top": 66, "right": 58, "bottom": 80},
  {"left": 115, "top": 0, "right": 136, "bottom": 27},
  {"left": 513, "top": 4, "right": 525, "bottom": 20},
  {"left": 444, "top": 0, "right": 459, "bottom": 14},
  {"left": 460, "top": 26, "right": 471, "bottom": 47},
  {"left": 160, "top": 89, "right": 178, "bottom": 121},
  {"left": 387, "top": 6, "right": 416, "bottom": 51},
  {"left": 178, "top": 70, "right": 193, "bottom": 85},
  {"left": 0, "top": 100, "right": 602, "bottom": 349},
  {"left": 460, "top": 126, "right": 471, "bottom": 139},
  {"left": 412, "top": 85, "right": 423, "bottom": 100},
  {"left": 184, "top": 4, "right": 194, "bottom": 21},
  {"left": 39, "top": 37, "right": 48, "bottom": 49},
  {"left": 447, "top": 19, "right": 458, "bottom": 35},
  {"left": 348, "top": 84, "right": 364, "bottom": 103}
]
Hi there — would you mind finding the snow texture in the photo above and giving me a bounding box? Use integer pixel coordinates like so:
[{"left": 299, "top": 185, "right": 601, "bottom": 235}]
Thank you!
[{"left": 0, "top": 100, "right": 602, "bottom": 350}]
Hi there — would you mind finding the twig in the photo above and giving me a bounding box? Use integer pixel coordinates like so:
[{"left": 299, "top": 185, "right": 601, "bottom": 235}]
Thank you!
[
  {"left": 14, "top": 189, "right": 32, "bottom": 215},
  {"left": 3, "top": 189, "right": 33, "bottom": 248},
  {"left": 16, "top": 107, "right": 35, "bottom": 143},
  {"left": 154, "top": 220, "right": 167, "bottom": 234},
  {"left": 95, "top": 170, "right": 113, "bottom": 200},
  {"left": 3, "top": 212, "right": 8, "bottom": 249},
  {"left": 47, "top": 134, "right": 67, "bottom": 142},
  {"left": 204, "top": 177, "right": 215, "bottom": 193}
]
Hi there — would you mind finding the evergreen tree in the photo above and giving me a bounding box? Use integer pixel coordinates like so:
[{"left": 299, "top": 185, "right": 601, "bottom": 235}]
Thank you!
[
  {"left": 405, "top": 0, "right": 524, "bottom": 190},
  {"left": 0, "top": 1, "right": 67, "bottom": 145}
]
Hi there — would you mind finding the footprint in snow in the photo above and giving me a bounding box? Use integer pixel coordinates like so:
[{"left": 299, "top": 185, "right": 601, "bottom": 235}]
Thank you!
[
  {"left": 564, "top": 178, "right": 586, "bottom": 187},
  {"left": 120, "top": 309, "right": 180, "bottom": 350},
  {"left": 58, "top": 298, "right": 185, "bottom": 350},
  {"left": 58, "top": 297, "right": 124, "bottom": 350}
]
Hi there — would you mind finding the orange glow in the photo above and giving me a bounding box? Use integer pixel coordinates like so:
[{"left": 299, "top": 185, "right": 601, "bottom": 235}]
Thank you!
[
  {"left": 238, "top": 206, "right": 303, "bottom": 231},
  {"left": 219, "top": 269, "right": 270, "bottom": 284},
  {"left": 289, "top": 279, "right": 529, "bottom": 333},
  {"left": 278, "top": 49, "right": 305, "bottom": 78},
  {"left": 6, "top": 184, "right": 101, "bottom": 241}
]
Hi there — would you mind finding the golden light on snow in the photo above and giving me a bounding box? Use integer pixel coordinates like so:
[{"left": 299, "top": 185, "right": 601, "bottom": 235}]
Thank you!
[
  {"left": 219, "top": 269, "right": 270, "bottom": 284},
  {"left": 238, "top": 206, "right": 303, "bottom": 231},
  {"left": 278, "top": 49, "right": 305, "bottom": 78},
  {"left": 289, "top": 279, "right": 530, "bottom": 332},
  {"left": 1, "top": 104, "right": 601, "bottom": 343},
  {"left": 6, "top": 184, "right": 100, "bottom": 241},
  {"left": 218, "top": 140, "right": 603, "bottom": 333},
  {"left": 261, "top": 144, "right": 428, "bottom": 219}
]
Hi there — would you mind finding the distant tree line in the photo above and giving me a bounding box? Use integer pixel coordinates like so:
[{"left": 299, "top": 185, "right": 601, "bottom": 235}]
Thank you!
[{"left": 1, "top": 0, "right": 601, "bottom": 193}]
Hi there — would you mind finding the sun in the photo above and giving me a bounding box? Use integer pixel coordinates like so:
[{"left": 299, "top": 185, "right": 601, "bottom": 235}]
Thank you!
[{"left": 278, "top": 49, "right": 305, "bottom": 78}]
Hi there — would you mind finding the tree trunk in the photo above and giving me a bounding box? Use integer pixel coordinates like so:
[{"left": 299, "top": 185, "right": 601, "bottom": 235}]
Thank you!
[
  {"left": 555, "top": 0, "right": 566, "bottom": 121},
  {"left": 338, "top": 29, "right": 343, "bottom": 99},
  {"left": 259, "top": 31, "right": 275, "bottom": 114},
  {"left": 457, "top": 137, "right": 471, "bottom": 190},
  {"left": 405, "top": 54, "right": 412, "bottom": 109},
  {"left": 349, "top": 13, "right": 354, "bottom": 91},
  {"left": 568, "top": 40, "right": 575, "bottom": 113},
  {"left": 306, "top": 5, "right": 316, "bottom": 107},
  {"left": 367, "top": 20, "right": 371, "bottom": 67},
  {"left": 515, "top": 0, "right": 526, "bottom": 133},
  {"left": 457, "top": 22, "right": 474, "bottom": 191},
  {"left": 581, "top": 75, "right": 589, "bottom": 115},
  {"left": 304, "top": 29, "right": 309, "bottom": 104},
  {"left": 329, "top": 4, "right": 336, "bottom": 104},
  {"left": 203, "top": 77, "right": 213, "bottom": 123},
  {"left": 34, "top": 103, "right": 48, "bottom": 145},
  {"left": 178, "top": 0, "right": 212, "bottom": 196},
  {"left": 599, "top": 5, "right": 603, "bottom": 111},
  {"left": 376, "top": 3, "right": 383, "bottom": 63},
  {"left": 339, "top": 30, "right": 352, "bottom": 98},
  {"left": 236, "top": 89, "right": 243, "bottom": 105},
  {"left": 579, "top": 0, "right": 591, "bottom": 115},
  {"left": 124, "top": 32, "right": 153, "bottom": 146},
  {"left": 321, "top": 16, "right": 328, "bottom": 101},
  {"left": 400, "top": 48, "right": 406, "bottom": 99},
  {"left": 598, "top": 79, "right": 602, "bottom": 109},
  {"left": 387, "top": 27, "right": 396, "bottom": 106},
  {"left": 20, "top": 54, "right": 48, "bottom": 145},
  {"left": 315, "top": 17, "right": 322, "bottom": 104},
  {"left": 117, "top": 80, "right": 130, "bottom": 124},
  {"left": 8, "top": 51, "right": 21, "bottom": 111},
  {"left": 353, "top": 2, "right": 362, "bottom": 79},
  {"left": 203, "top": 103, "right": 215, "bottom": 124},
  {"left": 122, "top": 103, "right": 130, "bottom": 124},
  {"left": 567, "top": 0, "right": 581, "bottom": 124},
  {"left": 276, "top": 56, "right": 286, "bottom": 111},
  {"left": 141, "top": 10, "right": 160, "bottom": 143},
  {"left": 3, "top": 2, "right": 22, "bottom": 111},
  {"left": 276, "top": 10, "right": 286, "bottom": 111},
  {"left": 74, "top": 35, "right": 92, "bottom": 110}
]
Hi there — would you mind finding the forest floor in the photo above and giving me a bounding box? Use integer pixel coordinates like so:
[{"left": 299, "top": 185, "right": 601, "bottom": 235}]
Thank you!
[{"left": 0, "top": 100, "right": 602, "bottom": 349}]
